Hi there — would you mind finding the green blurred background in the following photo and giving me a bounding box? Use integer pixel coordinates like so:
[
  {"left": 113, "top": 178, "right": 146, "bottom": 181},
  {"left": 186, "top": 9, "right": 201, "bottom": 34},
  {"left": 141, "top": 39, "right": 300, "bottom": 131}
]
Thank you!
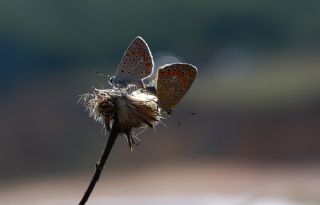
[{"left": 1, "top": 0, "right": 320, "bottom": 204}]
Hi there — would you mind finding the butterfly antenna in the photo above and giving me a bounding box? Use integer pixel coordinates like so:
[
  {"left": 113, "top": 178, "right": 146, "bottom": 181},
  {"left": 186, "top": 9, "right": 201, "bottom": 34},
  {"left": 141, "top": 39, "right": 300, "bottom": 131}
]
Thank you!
[
  {"left": 170, "top": 111, "right": 182, "bottom": 127},
  {"left": 95, "top": 71, "right": 111, "bottom": 78},
  {"left": 172, "top": 108, "right": 196, "bottom": 117},
  {"left": 96, "top": 71, "right": 114, "bottom": 87}
]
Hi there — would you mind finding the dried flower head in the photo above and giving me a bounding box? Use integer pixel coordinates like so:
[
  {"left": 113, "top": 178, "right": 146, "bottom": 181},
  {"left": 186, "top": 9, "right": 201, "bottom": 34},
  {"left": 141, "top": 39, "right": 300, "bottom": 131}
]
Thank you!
[{"left": 80, "top": 88, "right": 161, "bottom": 150}]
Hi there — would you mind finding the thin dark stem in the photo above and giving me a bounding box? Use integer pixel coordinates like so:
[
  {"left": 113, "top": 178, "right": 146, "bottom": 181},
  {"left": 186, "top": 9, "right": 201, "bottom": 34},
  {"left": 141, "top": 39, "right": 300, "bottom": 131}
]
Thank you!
[{"left": 79, "top": 118, "right": 120, "bottom": 205}]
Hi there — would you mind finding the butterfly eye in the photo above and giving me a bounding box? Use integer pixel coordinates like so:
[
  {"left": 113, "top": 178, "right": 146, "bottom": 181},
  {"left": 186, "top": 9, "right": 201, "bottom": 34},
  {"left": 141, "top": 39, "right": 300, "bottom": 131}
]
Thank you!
[{"left": 121, "top": 70, "right": 124, "bottom": 72}]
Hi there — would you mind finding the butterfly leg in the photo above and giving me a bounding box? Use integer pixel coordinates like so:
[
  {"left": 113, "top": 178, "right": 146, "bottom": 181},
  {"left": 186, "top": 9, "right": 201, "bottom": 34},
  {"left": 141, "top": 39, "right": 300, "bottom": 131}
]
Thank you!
[
  {"left": 104, "top": 118, "right": 111, "bottom": 131},
  {"left": 146, "top": 85, "right": 157, "bottom": 95},
  {"left": 133, "top": 80, "right": 145, "bottom": 89},
  {"left": 132, "top": 136, "right": 141, "bottom": 146},
  {"left": 125, "top": 131, "right": 133, "bottom": 151}
]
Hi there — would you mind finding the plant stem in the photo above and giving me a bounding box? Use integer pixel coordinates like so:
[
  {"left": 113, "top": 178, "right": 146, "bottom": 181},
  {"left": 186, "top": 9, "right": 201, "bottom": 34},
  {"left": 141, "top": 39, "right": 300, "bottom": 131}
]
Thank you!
[{"left": 79, "top": 118, "right": 120, "bottom": 205}]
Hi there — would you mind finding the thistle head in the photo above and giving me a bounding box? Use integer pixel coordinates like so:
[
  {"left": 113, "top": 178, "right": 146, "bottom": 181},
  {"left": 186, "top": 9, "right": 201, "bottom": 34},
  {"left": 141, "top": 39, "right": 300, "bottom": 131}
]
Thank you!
[{"left": 80, "top": 88, "right": 161, "bottom": 150}]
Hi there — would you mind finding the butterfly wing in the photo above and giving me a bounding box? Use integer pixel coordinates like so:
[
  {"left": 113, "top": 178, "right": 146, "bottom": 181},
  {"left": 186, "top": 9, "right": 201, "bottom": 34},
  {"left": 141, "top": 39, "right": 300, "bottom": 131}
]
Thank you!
[
  {"left": 156, "top": 63, "right": 197, "bottom": 110},
  {"left": 113, "top": 36, "right": 154, "bottom": 87}
]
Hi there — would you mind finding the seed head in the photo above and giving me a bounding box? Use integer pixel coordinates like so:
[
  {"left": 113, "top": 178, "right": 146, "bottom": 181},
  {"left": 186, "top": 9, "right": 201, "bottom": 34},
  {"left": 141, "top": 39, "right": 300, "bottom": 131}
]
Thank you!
[{"left": 80, "top": 88, "right": 161, "bottom": 150}]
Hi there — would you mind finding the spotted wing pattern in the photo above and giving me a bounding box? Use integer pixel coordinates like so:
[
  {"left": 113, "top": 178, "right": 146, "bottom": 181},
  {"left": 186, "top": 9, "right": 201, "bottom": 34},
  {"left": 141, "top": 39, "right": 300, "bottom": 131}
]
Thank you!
[
  {"left": 156, "top": 63, "right": 197, "bottom": 110},
  {"left": 113, "top": 36, "right": 153, "bottom": 87}
]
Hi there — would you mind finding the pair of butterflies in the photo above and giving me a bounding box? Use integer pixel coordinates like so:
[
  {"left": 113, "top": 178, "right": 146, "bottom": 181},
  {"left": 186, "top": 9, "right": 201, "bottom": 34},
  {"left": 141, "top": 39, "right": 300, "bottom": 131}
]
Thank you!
[{"left": 110, "top": 36, "right": 197, "bottom": 111}]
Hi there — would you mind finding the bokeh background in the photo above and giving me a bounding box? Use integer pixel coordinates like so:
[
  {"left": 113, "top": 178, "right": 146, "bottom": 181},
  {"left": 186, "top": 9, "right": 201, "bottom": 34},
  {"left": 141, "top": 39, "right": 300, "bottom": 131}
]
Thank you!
[{"left": 1, "top": 0, "right": 320, "bottom": 204}]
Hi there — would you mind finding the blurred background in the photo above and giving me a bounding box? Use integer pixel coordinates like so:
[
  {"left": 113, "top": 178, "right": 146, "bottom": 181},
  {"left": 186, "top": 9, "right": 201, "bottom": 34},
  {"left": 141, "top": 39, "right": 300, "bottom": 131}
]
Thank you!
[{"left": 1, "top": 0, "right": 320, "bottom": 204}]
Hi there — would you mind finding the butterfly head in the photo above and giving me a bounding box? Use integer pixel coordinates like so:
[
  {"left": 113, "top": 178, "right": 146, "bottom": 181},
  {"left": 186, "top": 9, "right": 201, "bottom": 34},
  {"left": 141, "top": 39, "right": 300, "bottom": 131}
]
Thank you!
[
  {"left": 145, "top": 85, "right": 157, "bottom": 95},
  {"left": 109, "top": 76, "right": 114, "bottom": 85}
]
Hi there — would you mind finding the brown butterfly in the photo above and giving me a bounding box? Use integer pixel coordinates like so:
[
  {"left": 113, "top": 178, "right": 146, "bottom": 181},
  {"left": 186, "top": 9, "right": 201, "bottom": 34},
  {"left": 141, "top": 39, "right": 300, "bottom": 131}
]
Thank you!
[{"left": 154, "top": 63, "right": 197, "bottom": 112}]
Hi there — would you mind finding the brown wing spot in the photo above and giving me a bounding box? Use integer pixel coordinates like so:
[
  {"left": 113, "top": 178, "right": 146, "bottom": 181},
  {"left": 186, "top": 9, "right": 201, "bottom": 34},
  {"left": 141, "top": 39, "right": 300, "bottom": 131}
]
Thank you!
[
  {"left": 170, "top": 97, "right": 174, "bottom": 102},
  {"left": 177, "top": 92, "right": 181, "bottom": 96}
]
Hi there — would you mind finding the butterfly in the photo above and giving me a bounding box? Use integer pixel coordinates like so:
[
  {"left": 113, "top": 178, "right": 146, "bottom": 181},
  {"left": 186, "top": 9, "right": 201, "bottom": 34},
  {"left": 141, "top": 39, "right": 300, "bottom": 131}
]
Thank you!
[
  {"left": 110, "top": 36, "right": 197, "bottom": 112},
  {"left": 155, "top": 63, "right": 197, "bottom": 112},
  {"left": 110, "top": 36, "right": 154, "bottom": 88}
]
